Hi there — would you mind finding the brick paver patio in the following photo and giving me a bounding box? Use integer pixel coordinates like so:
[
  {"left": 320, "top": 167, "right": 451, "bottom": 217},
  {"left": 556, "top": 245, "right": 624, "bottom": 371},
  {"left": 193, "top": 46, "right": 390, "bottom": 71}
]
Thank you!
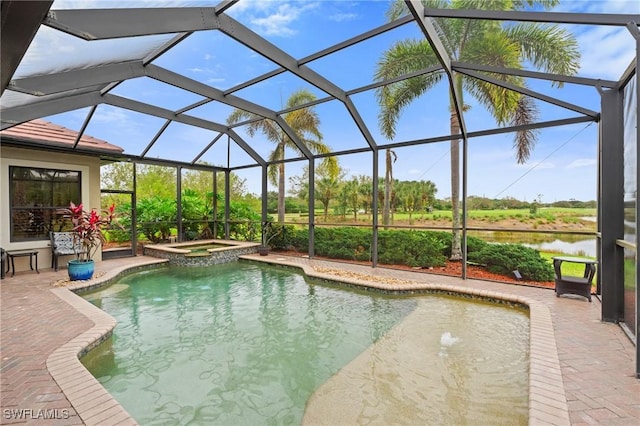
[{"left": 1, "top": 254, "right": 638, "bottom": 425}]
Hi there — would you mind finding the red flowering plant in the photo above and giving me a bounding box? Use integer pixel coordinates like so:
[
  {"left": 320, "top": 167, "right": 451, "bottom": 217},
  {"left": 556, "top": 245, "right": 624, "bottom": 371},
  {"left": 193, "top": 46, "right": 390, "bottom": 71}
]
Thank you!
[{"left": 60, "top": 202, "right": 116, "bottom": 262}]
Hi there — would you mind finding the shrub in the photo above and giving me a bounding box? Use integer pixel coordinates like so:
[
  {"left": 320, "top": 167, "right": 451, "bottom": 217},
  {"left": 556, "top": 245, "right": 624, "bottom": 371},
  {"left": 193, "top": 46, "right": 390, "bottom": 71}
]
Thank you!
[
  {"left": 466, "top": 235, "right": 488, "bottom": 254},
  {"left": 271, "top": 226, "right": 551, "bottom": 281},
  {"left": 315, "top": 227, "right": 372, "bottom": 260},
  {"left": 468, "top": 243, "right": 554, "bottom": 282},
  {"left": 105, "top": 204, "right": 132, "bottom": 243},
  {"left": 137, "top": 196, "right": 176, "bottom": 242},
  {"left": 378, "top": 230, "right": 447, "bottom": 267}
]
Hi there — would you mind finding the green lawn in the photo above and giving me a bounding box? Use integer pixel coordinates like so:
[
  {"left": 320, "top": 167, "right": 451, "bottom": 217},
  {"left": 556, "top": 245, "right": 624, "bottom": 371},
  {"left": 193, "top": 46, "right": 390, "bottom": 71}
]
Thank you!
[
  {"left": 285, "top": 207, "right": 596, "bottom": 224},
  {"left": 540, "top": 251, "right": 598, "bottom": 283}
]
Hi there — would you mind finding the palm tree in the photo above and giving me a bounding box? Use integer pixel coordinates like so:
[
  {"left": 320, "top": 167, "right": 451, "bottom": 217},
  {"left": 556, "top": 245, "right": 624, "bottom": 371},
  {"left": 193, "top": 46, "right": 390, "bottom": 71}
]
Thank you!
[
  {"left": 227, "top": 89, "right": 338, "bottom": 222},
  {"left": 341, "top": 177, "right": 361, "bottom": 222},
  {"left": 357, "top": 175, "right": 374, "bottom": 219},
  {"left": 383, "top": 148, "right": 397, "bottom": 228},
  {"left": 375, "top": 0, "right": 579, "bottom": 260},
  {"left": 314, "top": 161, "right": 345, "bottom": 221}
]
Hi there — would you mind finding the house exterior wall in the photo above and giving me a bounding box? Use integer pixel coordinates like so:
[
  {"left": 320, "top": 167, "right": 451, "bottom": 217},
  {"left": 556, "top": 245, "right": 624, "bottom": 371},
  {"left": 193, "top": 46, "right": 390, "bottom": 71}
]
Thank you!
[{"left": 0, "top": 146, "right": 103, "bottom": 274}]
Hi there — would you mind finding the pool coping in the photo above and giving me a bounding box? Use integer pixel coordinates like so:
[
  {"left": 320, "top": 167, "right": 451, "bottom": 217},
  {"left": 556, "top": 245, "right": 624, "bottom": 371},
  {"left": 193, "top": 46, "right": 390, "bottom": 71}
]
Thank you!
[
  {"left": 49, "top": 255, "right": 569, "bottom": 426},
  {"left": 143, "top": 238, "right": 259, "bottom": 254}
]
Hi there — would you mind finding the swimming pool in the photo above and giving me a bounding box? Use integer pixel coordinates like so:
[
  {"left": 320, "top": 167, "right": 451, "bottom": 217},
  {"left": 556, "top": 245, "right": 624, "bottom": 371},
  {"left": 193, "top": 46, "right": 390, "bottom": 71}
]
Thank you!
[{"left": 81, "top": 262, "right": 529, "bottom": 425}]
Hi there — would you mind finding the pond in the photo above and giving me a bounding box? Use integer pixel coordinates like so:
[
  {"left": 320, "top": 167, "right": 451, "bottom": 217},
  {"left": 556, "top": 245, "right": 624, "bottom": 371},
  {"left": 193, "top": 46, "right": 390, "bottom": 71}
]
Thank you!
[{"left": 471, "top": 230, "right": 596, "bottom": 257}]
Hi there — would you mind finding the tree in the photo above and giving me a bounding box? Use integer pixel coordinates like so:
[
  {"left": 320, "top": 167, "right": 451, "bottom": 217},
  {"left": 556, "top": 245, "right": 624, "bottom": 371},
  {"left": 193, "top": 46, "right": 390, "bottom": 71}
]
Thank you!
[
  {"left": 136, "top": 165, "right": 177, "bottom": 200},
  {"left": 288, "top": 172, "right": 309, "bottom": 201},
  {"left": 288, "top": 162, "right": 346, "bottom": 221},
  {"left": 181, "top": 188, "right": 218, "bottom": 240},
  {"left": 340, "top": 177, "right": 361, "bottom": 222},
  {"left": 375, "top": 0, "right": 579, "bottom": 260},
  {"left": 227, "top": 89, "right": 338, "bottom": 223},
  {"left": 100, "top": 162, "right": 134, "bottom": 191},
  {"left": 357, "top": 175, "right": 374, "bottom": 218},
  {"left": 315, "top": 163, "right": 346, "bottom": 221},
  {"left": 383, "top": 149, "right": 397, "bottom": 228},
  {"left": 182, "top": 168, "right": 214, "bottom": 196},
  {"left": 396, "top": 180, "right": 437, "bottom": 223}
]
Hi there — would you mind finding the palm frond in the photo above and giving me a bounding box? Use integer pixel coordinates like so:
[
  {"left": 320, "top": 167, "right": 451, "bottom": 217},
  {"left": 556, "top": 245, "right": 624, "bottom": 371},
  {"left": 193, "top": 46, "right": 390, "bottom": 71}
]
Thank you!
[
  {"left": 226, "top": 109, "right": 260, "bottom": 125},
  {"left": 285, "top": 89, "right": 318, "bottom": 109},
  {"left": 462, "top": 31, "right": 524, "bottom": 124},
  {"left": 513, "top": 0, "right": 560, "bottom": 10},
  {"left": 285, "top": 108, "right": 322, "bottom": 139},
  {"left": 374, "top": 39, "right": 440, "bottom": 81},
  {"left": 505, "top": 23, "right": 580, "bottom": 85},
  {"left": 377, "top": 74, "right": 443, "bottom": 139},
  {"left": 385, "top": 0, "right": 406, "bottom": 20},
  {"left": 374, "top": 39, "right": 443, "bottom": 139},
  {"left": 251, "top": 119, "right": 282, "bottom": 141},
  {"left": 319, "top": 156, "right": 340, "bottom": 181},
  {"left": 511, "top": 95, "right": 539, "bottom": 164},
  {"left": 386, "top": 0, "right": 451, "bottom": 20}
]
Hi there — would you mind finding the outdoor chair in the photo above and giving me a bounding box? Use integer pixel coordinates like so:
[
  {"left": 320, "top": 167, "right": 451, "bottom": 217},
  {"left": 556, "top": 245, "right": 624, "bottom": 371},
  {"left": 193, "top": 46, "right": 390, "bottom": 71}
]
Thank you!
[
  {"left": 1, "top": 248, "right": 6, "bottom": 279},
  {"left": 50, "top": 232, "right": 86, "bottom": 271}
]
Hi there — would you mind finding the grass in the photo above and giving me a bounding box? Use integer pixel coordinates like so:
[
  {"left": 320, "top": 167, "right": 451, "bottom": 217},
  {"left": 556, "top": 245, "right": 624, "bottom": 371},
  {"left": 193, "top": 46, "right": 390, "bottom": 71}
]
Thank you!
[
  {"left": 285, "top": 207, "right": 596, "bottom": 225},
  {"left": 540, "top": 251, "right": 598, "bottom": 284},
  {"left": 422, "top": 207, "right": 596, "bottom": 221}
]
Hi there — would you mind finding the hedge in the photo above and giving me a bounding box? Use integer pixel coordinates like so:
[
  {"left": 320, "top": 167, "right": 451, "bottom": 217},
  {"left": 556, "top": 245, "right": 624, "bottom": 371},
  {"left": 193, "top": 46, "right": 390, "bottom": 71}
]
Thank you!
[{"left": 267, "top": 225, "right": 553, "bottom": 281}]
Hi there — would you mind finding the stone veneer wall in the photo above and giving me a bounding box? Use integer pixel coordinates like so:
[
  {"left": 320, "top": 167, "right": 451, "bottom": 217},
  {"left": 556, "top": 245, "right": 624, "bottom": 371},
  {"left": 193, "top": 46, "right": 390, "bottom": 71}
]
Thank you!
[{"left": 144, "top": 244, "right": 258, "bottom": 267}]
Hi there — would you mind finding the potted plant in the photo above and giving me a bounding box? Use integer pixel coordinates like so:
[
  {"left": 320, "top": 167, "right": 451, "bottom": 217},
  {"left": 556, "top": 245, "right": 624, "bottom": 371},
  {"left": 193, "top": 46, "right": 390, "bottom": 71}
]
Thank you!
[
  {"left": 60, "top": 202, "right": 116, "bottom": 280},
  {"left": 258, "top": 221, "right": 283, "bottom": 256}
]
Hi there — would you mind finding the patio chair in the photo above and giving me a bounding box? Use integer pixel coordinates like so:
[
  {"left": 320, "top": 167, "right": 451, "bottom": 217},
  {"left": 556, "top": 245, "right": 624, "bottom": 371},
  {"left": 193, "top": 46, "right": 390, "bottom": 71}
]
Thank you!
[
  {"left": 50, "top": 232, "right": 86, "bottom": 271},
  {"left": 1, "top": 248, "right": 6, "bottom": 279}
]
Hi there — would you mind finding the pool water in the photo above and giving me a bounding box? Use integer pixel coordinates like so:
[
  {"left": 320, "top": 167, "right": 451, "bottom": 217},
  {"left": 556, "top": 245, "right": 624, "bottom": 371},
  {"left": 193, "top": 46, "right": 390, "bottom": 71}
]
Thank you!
[{"left": 82, "top": 262, "right": 528, "bottom": 425}]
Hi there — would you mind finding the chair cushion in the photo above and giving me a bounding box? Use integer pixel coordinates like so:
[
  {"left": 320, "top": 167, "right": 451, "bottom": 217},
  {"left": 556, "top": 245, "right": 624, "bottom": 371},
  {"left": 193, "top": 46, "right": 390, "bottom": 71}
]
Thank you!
[{"left": 51, "top": 232, "right": 86, "bottom": 254}]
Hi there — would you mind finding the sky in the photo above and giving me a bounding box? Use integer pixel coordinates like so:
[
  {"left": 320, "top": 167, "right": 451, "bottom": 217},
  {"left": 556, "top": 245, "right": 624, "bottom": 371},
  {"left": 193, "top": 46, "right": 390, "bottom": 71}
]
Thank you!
[{"left": 5, "top": 0, "right": 640, "bottom": 203}]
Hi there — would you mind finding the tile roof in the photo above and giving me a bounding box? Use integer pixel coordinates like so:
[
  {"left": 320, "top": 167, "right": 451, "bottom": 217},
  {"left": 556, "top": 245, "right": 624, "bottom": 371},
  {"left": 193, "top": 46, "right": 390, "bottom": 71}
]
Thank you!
[{"left": 0, "top": 119, "right": 123, "bottom": 153}]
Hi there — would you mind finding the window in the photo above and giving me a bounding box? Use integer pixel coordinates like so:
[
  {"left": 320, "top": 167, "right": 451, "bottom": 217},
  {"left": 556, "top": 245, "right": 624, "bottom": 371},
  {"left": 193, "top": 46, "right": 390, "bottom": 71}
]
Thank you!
[{"left": 10, "top": 166, "right": 81, "bottom": 241}]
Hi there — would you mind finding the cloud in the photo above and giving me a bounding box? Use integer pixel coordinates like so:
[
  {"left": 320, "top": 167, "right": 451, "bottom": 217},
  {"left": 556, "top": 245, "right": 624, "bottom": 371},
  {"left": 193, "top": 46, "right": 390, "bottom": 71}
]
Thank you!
[
  {"left": 188, "top": 66, "right": 222, "bottom": 74},
  {"left": 230, "top": 1, "right": 320, "bottom": 37},
  {"left": 552, "top": 0, "right": 638, "bottom": 80},
  {"left": 408, "top": 168, "right": 422, "bottom": 175},
  {"left": 250, "top": 3, "right": 307, "bottom": 37},
  {"left": 92, "top": 105, "right": 130, "bottom": 124},
  {"left": 204, "top": 53, "right": 212, "bottom": 61},
  {"left": 329, "top": 12, "right": 358, "bottom": 22},
  {"left": 227, "top": 0, "right": 275, "bottom": 14},
  {"left": 566, "top": 158, "right": 596, "bottom": 169},
  {"left": 252, "top": 13, "right": 297, "bottom": 36},
  {"left": 186, "top": 65, "right": 225, "bottom": 84},
  {"left": 573, "top": 26, "right": 636, "bottom": 80}
]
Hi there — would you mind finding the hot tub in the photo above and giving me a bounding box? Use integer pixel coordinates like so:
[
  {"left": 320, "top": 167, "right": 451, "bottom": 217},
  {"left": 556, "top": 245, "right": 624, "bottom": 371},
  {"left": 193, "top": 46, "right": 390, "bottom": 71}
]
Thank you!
[{"left": 143, "top": 239, "right": 259, "bottom": 266}]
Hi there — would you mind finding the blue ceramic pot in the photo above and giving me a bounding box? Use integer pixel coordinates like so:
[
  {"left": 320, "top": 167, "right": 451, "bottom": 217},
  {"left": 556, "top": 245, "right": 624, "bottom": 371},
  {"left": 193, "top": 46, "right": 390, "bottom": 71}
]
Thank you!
[{"left": 68, "top": 259, "right": 94, "bottom": 281}]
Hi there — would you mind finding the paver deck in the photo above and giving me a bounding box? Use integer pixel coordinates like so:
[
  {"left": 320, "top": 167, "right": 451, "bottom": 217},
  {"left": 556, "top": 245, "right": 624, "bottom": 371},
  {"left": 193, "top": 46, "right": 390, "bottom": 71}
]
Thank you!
[{"left": 1, "top": 254, "right": 638, "bottom": 425}]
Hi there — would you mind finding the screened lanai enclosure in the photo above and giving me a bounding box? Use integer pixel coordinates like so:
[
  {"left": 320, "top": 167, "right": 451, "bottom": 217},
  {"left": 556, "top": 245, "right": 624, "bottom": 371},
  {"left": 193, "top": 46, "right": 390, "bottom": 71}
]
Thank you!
[{"left": 0, "top": 1, "right": 639, "bottom": 376}]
